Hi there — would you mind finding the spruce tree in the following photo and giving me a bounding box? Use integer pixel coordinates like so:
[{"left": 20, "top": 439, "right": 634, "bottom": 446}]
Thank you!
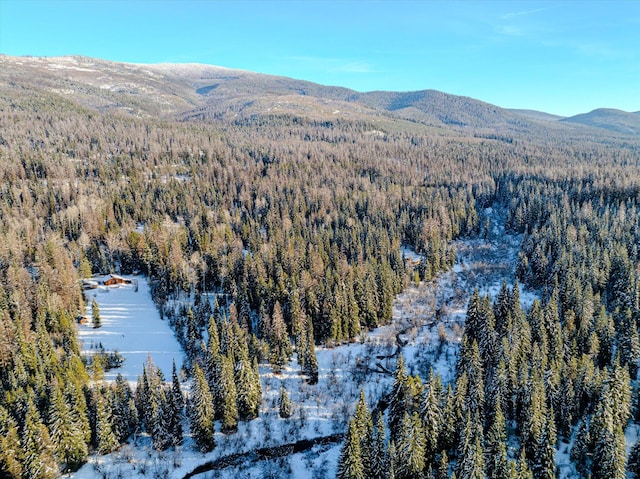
[
  {"left": 269, "top": 301, "right": 292, "bottom": 373},
  {"left": 0, "top": 406, "right": 23, "bottom": 479},
  {"left": 531, "top": 410, "right": 556, "bottom": 479},
  {"left": 494, "top": 280, "right": 512, "bottom": 338},
  {"left": 219, "top": 354, "right": 239, "bottom": 432},
  {"left": 617, "top": 308, "right": 640, "bottom": 376},
  {"left": 570, "top": 418, "right": 592, "bottom": 477},
  {"left": 522, "top": 374, "right": 546, "bottom": 465},
  {"left": 66, "top": 380, "right": 92, "bottom": 445},
  {"left": 337, "top": 418, "right": 365, "bottom": 479},
  {"left": 150, "top": 386, "right": 171, "bottom": 451},
  {"left": 95, "top": 391, "right": 119, "bottom": 455},
  {"left": 610, "top": 357, "right": 632, "bottom": 427},
  {"left": 456, "top": 338, "right": 484, "bottom": 419},
  {"left": 170, "top": 361, "right": 184, "bottom": 445},
  {"left": 279, "top": 385, "right": 292, "bottom": 418},
  {"left": 48, "top": 384, "right": 88, "bottom": 472},
  {"left": 396, "top": 412, "right": 426, "bottom": 479},
  {"left": 485, "top": 399, "right": 509, "bottom": 479},
  {"left": 23, "top": 397, "right": 58, "bottom": 479},
  {"left": 353, "top": 390, "right": 373, "bottom": 478},
  {"left": 592, "top": 397, "right": 626, "bottom": 479},
  {"left": 189, "top": 364, "right": 216, "bottom": 452},
  {"left": 302, "top": 316, "right": 319, "bottom": 383},
  {"left": 388, "top": 354, "right": 408, "bottom": 440},
  {"left": 422, "top": 377, "right": 441, "bottom": 468},
  {"left": 111, "top": 374, "right": 138, "bottom": 443},
  {"left": 455, "top": 413, "right": 485, "bottom": 479},
  {"left": 514, "top": 448, "right": 534, "bottom": 479},
  {"left": 439, "top": 384, "right": 457, "bottom": 454},
  {"left": 436, "top": 452, "right": 450, "bottom": 479},
  {"left": 370, "top": 412, "right": 388, "bottom": 479},
  {"left": 91, "top": 297, "right": 101, "bottom": 329}
]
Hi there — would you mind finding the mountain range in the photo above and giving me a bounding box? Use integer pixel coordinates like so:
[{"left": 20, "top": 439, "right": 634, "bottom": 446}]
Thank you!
[{"left": 1, "top": 54, "right": 638, "bottom": 138}]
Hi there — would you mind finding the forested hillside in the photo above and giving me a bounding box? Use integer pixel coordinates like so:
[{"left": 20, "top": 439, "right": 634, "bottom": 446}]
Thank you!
[{"left": 1, "top": 55, "right": 639, "bottom": 478}]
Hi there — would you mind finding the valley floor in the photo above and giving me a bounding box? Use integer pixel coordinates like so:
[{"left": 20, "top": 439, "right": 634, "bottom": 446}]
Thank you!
[{"left": 70, "top": 206, "right": 540, "bottom": 479}]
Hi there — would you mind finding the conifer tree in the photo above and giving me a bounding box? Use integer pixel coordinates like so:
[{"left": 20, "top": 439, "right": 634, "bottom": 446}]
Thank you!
[
  {"left": 279, "top": 385, "right": 292, "bottom": 418},
  {"left": 170, "top": 361, "right": 184, "bottom": 444},
  {"left": 95, "top": 391, "right": 119, "bottom": 455},
  {"left": 290, "top": 288, "right": 305, "bottom": 344},
  {"left": 219, "top": 354, "right": 239, "bottom": 432},
  {"left": 111, "top": 374, "right": 138, "bottom": 443},
  {"left": 185, "top": 307, "right": 201, "bottom": 359},
  {"left": 249, "top": 358, "right": 263, "bottom": 418},
  {"left": 456, "top": 413, "right": 485, "bottom": 479},
  {"left": 269, "top": 301, "right": 292, "bottom": 373},
  {"left": 387, "top": 441, "right": 397, "bottom": 479},
  {"left": 48, "top": 384, "right": 88, "bottom": 471},
  {"left": 0, "top": 406, "right": 23, "bottom": 479},
  {"left": 91, "top": 297, "right": 101, "bottom": 329},
  {"left": 189, "top": 364, "right": 215, "bottom": 452},
  {"left": 353, "top": 390, "right": 373, "bottom": 478},
  {"left": 370, "top": 412, "right": 388, "bottom": 479},
  {"left": 451, "top": 371, "right": 470, "bottom": 449},
  {"left": 436, "top": 452, "right": 450, "bottom": 479},
  {"left": 485, "top": 398, "right": 509, "bottom": 479},
  {"left": 206, "top": 315, "right": 221, "bottom": 368},
  {"left": 609, "top": 358, "right": 632, "bottom": 430},
  {"left": 531, "top": 410, "right": 556, "bottom": 479},
  {"left": 376, "top": 261, "right": 394, "bottom": 324},
  {"left": 234, "top": 357, "right": 255, "bottom": 420},
  {"left": 494, "top": 280, "right": 512, "bottom": 338},
  {"left": 617, "top": 308, "right": 640, "bottom": 376},
  {"left": 422, "top": 376, "right": 441, "bottom": 468},
  {"left": 388, "top": 354, "right": 408, "bottom": 440},
  {"left": 337, "top": 418, "right": 365, "bottom": 479},
  {"left": 396, "top": 411, "right": 426, "bottom": 479},
  {"left": 570, "top": 418, "right": 592, "bottom": 477},
  {"left": 23, "top": 398, "right": 58, "bottom": 479},
  {"left": 218, "top": 312, "right": 233, "bottom": 358},
  {"left": 150, "top": 386, "right": 171, "bottom": 451},
  {"left": 522, "top": 374, "right": 546, "bottom": 465},
  {"left": 456, "top": 338, "right": 485, "bottom": 422},
  {"left": 135, "top": 366, "right": 150, "bottom": 430},
  {"left": 302, "top": 315, "right": 319, "bottom": 383},
  {"left": 592, "top": 396, "right": 626, "bottom": 479},
  {"left": 439, "top": 384, "right": 457, "bottom": 454},
  {"left": 513, "top": 449, "right": 534, "bottom": 479},
  {"left": 66, "top": 381, "right": 92, "bottom": 445}
]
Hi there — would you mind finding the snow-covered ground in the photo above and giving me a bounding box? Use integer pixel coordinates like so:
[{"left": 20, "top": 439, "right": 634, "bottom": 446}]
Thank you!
[
  {"left": 71, "top": 206, "right": 545, "bottom": 479},
  {"left": 78, "top": 275, "right": 183, "bottom": 382}
]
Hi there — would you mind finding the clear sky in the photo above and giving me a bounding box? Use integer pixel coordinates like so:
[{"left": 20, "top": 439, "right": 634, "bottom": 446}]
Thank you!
[{"left": 1, "top": 0, "right": 639, "bottom": 116}]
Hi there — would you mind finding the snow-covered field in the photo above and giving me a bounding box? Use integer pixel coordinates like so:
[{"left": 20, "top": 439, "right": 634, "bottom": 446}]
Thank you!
[
  {"left": 71, "top": 206, "right": 546, "bottom": 479},
  {"left": 78, "top": 275, "right": 183, "bottom": 382}
]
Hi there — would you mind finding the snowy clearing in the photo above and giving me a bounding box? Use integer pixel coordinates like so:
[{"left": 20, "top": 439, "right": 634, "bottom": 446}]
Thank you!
[{"left": 78, "top": 275, "right": 183, "bottom": 382}]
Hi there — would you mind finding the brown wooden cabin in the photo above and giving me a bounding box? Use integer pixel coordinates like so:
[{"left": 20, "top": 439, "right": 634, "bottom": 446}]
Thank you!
[{"left": 103, "top": 274, "right": 132, "bottom": 286}]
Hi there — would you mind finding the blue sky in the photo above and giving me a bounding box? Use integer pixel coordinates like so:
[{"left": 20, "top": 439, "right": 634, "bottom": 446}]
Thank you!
[{"left": 1, "top": 0, "right": 639, "bottom": 116}]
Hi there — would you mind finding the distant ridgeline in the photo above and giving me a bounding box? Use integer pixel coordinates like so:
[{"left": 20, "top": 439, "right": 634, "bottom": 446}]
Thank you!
[{"left": 0, "top": 55, "right": 639, "bottom": 478}]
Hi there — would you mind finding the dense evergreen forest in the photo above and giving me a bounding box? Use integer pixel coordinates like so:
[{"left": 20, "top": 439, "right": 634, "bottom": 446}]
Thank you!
[{"left": 1, "top": 56, "right": 640, "bottom": 478}]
